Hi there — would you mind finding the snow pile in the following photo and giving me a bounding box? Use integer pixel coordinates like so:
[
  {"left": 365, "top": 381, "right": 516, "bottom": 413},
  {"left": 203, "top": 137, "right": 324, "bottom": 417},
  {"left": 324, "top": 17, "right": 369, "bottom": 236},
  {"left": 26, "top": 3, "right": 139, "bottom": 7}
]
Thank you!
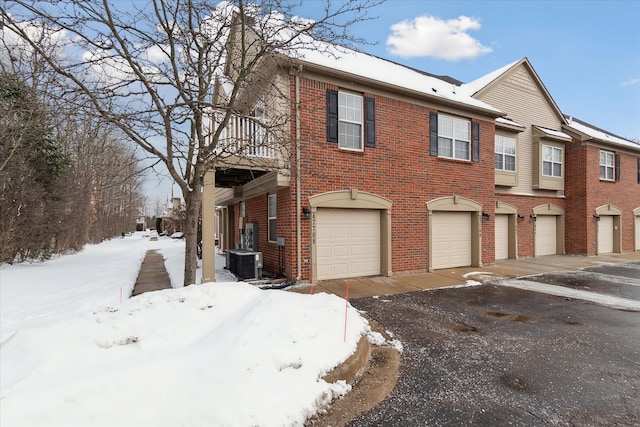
[{"left": 0, "top": 235, "right": 371, "bottom": 426}]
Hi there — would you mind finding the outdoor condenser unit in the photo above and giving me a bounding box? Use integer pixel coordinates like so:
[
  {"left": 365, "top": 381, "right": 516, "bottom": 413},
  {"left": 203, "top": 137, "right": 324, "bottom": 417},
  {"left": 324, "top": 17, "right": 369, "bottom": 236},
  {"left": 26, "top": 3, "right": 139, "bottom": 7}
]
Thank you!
[{"left": 228, "top": 250, "right": 263, "bottom": 280}]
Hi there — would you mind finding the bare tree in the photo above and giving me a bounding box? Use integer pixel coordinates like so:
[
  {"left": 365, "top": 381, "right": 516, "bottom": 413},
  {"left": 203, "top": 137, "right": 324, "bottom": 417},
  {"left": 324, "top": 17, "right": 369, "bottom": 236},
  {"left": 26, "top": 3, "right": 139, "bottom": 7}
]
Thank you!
[
  {"left": 1, "top": 0, "right": 381, "bottom": 285},
  {"left": 1, "top": 24, "right": 146, "bottom": 261}
]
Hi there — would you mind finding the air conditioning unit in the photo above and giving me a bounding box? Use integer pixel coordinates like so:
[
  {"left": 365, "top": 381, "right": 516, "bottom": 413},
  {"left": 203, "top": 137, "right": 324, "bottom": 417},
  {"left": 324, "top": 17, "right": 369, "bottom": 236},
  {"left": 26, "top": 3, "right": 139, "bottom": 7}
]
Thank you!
[{"left": 227, "top": 250, "right": 263, "bottom": 280}]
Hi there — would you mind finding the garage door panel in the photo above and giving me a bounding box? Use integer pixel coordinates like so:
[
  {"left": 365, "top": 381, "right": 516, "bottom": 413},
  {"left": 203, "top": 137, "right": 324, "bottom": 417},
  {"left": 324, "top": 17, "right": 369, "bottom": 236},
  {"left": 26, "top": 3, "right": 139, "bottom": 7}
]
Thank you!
[
  {"left": 495, "top": 215, "right": 509, "bottom": 260},
  {"left": 316, "top": 209, "right": 380, "bottom": 280},
  {"left": 432, "top": 212, "right": 472, "bottom": 269},
  {"left": 597, "top": 216, "right": 614, "bottom": 254},
  {"left": 636, "top": 216, "right": 640, "bottom": 250},
  {"left": 536, "top": 216, "right": 557, "bottom": 256}
]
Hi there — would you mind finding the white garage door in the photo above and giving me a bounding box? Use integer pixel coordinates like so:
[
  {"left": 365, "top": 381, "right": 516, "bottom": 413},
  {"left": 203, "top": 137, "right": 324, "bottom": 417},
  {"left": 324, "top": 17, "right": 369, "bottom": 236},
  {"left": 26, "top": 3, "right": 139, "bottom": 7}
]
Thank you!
[
  {"left": 432, "top": 212, "right": 472, "bottom": 269},
  {"left": 636, "top": 216, "right": 640, "bottom": 251},
  {"left": 597, "top": 215, "right": 614, "bottom": 254},
  {"left": 316, "top": 209, "right": 380, "bottom": 280},
  {"left": 495, "top": 215, "right": 509, "bottom": 260},
  {"left": 535, "top": 215, "right": 557, "bottom": 256}
]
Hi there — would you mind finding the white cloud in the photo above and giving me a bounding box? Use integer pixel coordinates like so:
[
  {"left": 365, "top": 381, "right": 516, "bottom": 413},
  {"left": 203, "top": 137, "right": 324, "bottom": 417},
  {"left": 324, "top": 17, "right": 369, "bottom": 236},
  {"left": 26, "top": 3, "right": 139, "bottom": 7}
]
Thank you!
[
  {"left": 386, "top": 15, "right": 492, "bottom": 60},
  {"left": 621, "top": 77, "right": 640, "bottom": 87}
]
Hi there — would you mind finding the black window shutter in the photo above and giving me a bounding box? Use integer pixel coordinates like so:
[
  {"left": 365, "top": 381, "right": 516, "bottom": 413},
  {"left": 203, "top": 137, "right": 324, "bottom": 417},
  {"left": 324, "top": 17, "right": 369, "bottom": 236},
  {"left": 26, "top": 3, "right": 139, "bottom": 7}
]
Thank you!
[
  {"left": 615, "top": 153, "right": 621, "bottom": 181},
  {"left": 429, "top": 112, "right": 438, "bottom": 156},
  {"left": 471, "top": 122, "right": 480, "bottom": 162},
  {"left": 365, "top": 97, "right": 376, "bottom": 148},
  {"left": 326, "top": 89, "right": 338, "bottom": 143},
  {"left": 637, "top": 157, "right": 640, "bottom": 184}
]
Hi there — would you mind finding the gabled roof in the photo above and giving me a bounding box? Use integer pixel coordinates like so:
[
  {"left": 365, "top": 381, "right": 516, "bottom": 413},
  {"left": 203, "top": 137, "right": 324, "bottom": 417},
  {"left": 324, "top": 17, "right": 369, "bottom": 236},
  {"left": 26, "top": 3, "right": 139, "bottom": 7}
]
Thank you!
[
  {"left": 292, "top": 45, "right": 502, "bottom": 116},
  {"left": 459, "top": 58, "right": 566, "bottom": 125},
  {"left": 224, "top": 10, "right": 502, "bottom": 116},
  {"left": 563, "top": 115, "right": 640, "bottom": 151}
]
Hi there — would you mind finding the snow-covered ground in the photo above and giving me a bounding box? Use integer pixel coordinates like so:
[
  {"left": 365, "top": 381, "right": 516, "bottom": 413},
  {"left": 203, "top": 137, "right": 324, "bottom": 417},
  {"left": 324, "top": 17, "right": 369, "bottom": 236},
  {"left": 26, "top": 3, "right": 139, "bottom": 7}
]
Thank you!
[{"left": 0, "top": 233, "right": 380, "bottom": 426}]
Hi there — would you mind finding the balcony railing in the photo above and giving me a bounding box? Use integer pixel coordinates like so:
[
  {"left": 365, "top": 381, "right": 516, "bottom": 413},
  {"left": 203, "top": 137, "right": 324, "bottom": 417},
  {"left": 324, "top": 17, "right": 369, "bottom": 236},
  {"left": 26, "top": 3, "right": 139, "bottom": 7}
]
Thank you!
[{"left": 214, "top": 115, "right": 276, "bottom": 159}]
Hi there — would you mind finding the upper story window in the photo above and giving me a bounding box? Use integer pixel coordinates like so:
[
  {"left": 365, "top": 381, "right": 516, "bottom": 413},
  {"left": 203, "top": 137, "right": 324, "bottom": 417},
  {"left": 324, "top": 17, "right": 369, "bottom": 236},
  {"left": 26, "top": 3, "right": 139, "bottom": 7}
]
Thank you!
[
  {"left": 268, "top": 194, "right": 277, "bottom": 243},
  {"left": 438, "top": 114, "right": 470, "bottom": 160},
  {"left": 327, "top": 89, "right": 376, "bottom": 150},
  {"left": 338, "top": 92, "right": 363, "bottom": 150},
  {"left": 495, "top": 135, "right": 516, "bottom": 172},
  {"left": 542, "top": 145, "right": 562, "bottom": 178},
  {"left": 600, "top": 150, "right": 615, "bottom": 181}
]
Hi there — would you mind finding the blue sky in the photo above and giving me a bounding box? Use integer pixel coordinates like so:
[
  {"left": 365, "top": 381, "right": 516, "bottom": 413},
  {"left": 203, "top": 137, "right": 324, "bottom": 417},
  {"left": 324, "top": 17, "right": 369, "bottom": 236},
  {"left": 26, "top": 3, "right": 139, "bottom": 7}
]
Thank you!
[{"left": 297, "top": 0, "right": 640, "bottom": 141}]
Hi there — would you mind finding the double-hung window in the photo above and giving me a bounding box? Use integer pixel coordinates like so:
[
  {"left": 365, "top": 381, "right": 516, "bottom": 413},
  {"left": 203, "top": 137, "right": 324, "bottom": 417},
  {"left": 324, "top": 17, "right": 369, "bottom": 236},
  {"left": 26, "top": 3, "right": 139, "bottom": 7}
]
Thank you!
[
  {"left": 495, "top": 136, "right": 516, "bottom": 171},
  {"left": 542, "top": 145, "right": 562, "bottom": 178},
  {"left": 268, "top": 194, "right": 277, "bottom": 243},
  {"left": 600, "top": 150, "right": 615, "bottom": 180},
  {"left": 327, "top": 89, "right": 375, "bottom": 149},
  {"left": 438, "top": 115, "right": 470, "bottom": 160},
  {"left": 338, "top": 92, "right": 363, "bottom": 150}
]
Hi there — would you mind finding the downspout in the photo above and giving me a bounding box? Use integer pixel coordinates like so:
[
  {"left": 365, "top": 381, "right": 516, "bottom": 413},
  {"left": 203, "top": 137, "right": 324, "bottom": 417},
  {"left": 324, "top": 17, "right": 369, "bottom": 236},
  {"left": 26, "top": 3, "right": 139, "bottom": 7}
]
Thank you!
[{"left": 295, "top": 67, "right": 302, "bottom": 282}]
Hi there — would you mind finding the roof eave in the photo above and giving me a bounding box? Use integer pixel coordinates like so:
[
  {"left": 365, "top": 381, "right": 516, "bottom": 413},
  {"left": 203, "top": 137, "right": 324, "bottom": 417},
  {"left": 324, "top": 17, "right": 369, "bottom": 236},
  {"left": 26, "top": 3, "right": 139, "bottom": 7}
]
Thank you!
[
  {"left": 290, "top": 58, "right": 503, "bottom": 118},
  {"left": 563, "top": 125, "right": 640, "bottom": 153}
]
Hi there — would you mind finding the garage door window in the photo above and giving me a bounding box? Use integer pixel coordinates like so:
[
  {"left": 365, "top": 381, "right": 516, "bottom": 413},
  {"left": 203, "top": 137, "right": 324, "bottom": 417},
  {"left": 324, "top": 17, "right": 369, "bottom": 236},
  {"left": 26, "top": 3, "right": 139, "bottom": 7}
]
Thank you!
[{"left": 268, "top": 194, "right": 277, "bottom": 243}]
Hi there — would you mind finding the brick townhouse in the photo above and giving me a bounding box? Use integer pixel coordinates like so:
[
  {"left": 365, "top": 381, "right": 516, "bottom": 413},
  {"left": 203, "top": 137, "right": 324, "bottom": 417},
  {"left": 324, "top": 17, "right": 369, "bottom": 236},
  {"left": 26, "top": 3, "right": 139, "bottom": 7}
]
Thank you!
[
  {"left": 460, "top": 58, "right": 640, "bottom": 259},
  {"left": 563, "top": 116, "right": 640, "bottom": 255},
  {"left": 211, "top": 37, "right": 640, "bottom": 283}
]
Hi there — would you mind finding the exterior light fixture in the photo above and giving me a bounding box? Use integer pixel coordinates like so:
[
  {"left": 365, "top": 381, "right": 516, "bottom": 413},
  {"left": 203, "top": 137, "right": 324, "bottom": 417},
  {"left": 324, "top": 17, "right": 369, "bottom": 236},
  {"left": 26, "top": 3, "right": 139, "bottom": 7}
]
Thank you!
[
  {"left": 530, "top": 214, "right": 537, "bottom": 222},
  {"left": 482, "top": 212, "right": 490, "bottom": 221},
  {"left": 517, "top": 214, "right": 525, "bottom": 221},
  {"left": 593, "top": 214, "right": 601, "bottom": 222},
  {"left": 302, "top": 207, "right": 311, "bottom": 220}
]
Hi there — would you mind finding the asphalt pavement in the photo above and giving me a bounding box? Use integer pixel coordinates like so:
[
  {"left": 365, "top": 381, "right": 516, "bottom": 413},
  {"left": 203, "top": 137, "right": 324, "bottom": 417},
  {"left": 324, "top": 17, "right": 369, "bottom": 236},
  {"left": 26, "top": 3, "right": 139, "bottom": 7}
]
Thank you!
[{"left": 348, "top": 261, "right": 640, "bottom": 426}]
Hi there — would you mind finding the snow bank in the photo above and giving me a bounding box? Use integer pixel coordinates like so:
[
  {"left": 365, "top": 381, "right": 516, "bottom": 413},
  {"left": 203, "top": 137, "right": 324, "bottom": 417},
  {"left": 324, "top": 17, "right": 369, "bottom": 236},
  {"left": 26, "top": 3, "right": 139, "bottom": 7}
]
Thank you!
[{"left": 1, "top": 236, "right": 370, "bottom": 426}]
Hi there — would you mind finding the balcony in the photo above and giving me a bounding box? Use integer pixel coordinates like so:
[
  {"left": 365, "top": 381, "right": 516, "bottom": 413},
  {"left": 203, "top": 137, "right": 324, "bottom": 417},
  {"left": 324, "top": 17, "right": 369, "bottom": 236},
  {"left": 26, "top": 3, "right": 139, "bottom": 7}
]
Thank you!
[
  {"left": 211, "top": 114, "right": 289, "bottom": 202},
  {"left": 214, "top": 115, "right": 276, "bottom": 160}
]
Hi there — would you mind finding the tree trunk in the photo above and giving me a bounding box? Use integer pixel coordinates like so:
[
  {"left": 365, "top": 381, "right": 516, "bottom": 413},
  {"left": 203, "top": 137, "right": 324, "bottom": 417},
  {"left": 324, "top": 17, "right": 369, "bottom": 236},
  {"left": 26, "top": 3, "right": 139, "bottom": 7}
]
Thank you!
[{"left": 183, "top": 178, "right": 202, "bottom": 287}]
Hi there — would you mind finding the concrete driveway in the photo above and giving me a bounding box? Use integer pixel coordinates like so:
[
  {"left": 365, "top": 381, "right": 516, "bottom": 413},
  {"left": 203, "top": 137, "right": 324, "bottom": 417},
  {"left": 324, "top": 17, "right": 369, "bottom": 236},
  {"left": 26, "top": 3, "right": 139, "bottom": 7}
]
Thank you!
[{"left": 347, "top": 261, "right": 640, "bottom": 426}]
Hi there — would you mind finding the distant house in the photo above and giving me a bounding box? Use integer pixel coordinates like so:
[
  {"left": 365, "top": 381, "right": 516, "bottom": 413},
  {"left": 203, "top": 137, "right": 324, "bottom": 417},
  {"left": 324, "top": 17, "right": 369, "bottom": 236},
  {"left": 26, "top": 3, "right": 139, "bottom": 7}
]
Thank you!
[
  {"left": 206, "top": 26, "right": 640, "bottom": 283},
  {"left": 136, "top": 214, "right": 147, "bottom": 232},
  {"left": 161, "top": 197, "right": 184, "bottom": 235}
]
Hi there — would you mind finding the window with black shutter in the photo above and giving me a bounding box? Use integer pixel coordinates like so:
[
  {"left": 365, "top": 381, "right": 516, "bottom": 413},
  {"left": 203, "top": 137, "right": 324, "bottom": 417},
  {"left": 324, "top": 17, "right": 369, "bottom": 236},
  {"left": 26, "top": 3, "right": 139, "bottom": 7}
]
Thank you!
[
  {"left": 365, "top": 97, "right": 375, "bottom": 148},
  {"left": 326, "top": 89, "right": 338, "bottom": 143},
  {"left": 429, "top": 112, "right": 438, "bottom": 156},
  {"left": 472, "top": 122, "right": 480, "bottom": 162},
  {"left": 326, "top": 89, "right": 373, "bottom": 151}
]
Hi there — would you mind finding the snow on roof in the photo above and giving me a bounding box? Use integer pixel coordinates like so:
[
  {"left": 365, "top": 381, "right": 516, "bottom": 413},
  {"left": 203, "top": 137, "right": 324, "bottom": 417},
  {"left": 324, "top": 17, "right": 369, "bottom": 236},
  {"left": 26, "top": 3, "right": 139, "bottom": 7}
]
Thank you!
[
  {"left": 295, "top": 45, "right": 502, "bottom": 114},
  {"left": 496, "top": 116, "right": 525, "bottom": 129},
  {"left": 533, "top": 125, "right": 572, "bottom": 141},
  {"left": 564, "top": 116, "right": 640, "bottom": 150}
]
